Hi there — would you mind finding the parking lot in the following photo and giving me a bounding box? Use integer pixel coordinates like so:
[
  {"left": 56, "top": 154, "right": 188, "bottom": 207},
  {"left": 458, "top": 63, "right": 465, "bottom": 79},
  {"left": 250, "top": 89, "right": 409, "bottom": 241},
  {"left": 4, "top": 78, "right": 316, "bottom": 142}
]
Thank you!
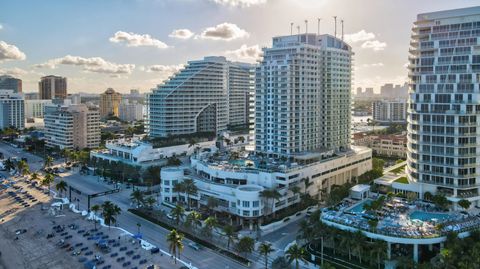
[{"left": 0, "top": 176, "right": 188, "bottom": 269}]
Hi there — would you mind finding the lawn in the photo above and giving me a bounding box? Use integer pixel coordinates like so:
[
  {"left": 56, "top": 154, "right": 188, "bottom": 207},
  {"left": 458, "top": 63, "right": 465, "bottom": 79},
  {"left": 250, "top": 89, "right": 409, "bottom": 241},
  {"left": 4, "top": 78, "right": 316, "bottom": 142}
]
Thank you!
[
  {"left": 390, "top": 164, "right": 406, "bottom": 174},
  {"left": 394, "top": 176, "right": 409, "bottom": 184}
]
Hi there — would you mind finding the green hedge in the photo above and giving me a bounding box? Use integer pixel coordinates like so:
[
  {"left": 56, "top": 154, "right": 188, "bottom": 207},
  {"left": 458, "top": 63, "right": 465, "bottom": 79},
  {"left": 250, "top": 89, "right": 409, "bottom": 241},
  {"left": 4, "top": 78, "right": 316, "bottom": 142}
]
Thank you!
[{"left": 128, "top": 209, "right": 251, "bottom": 266}]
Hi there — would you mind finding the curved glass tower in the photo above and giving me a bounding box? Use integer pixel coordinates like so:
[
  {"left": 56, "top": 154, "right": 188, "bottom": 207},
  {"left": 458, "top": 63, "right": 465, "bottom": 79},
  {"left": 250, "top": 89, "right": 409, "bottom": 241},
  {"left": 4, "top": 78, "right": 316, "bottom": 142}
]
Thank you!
[{"left": 407, "top": 7, "right": 480, "bottom": 205}]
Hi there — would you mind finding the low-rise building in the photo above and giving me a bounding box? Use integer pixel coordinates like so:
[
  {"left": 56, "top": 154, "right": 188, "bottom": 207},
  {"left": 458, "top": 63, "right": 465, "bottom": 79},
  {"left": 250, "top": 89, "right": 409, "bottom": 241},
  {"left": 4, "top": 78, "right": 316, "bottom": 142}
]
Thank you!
[
  {"left": 90, "top": 136, "right": 216, "bottom": 168},
  {"left": 160, "top": 146, "right": 372, "bottom": 225},
  {"left": 0, "top": 90, "right": 24, "bottom": 130},
  {"left": 353, "top": 132, "right": 407, "bottom": 158}
]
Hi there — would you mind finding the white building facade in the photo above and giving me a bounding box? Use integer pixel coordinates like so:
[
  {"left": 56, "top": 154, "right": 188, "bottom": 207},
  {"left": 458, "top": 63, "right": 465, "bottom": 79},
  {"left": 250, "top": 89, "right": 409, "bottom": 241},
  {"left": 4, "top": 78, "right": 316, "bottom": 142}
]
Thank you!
[
  {"left": 372, "top": 99, "right": 407, "bottom": 124},
  {"left": 0, "top": 90, "right": 24, "bottom": 130},
  {"left": 24, "top": 99, "right": 52, "bottom": 118},
  {"left": 119, "top": 100, "right": 144, "bottom": 122},
  {"left": 406, "top": 7, "right": 480, "bottom": 205},
  {"left": 147, "top": 56, "right": 253, "bottom": 137},
  {"left": 255, "top": 34, "right": 352, "bottom": 157}
]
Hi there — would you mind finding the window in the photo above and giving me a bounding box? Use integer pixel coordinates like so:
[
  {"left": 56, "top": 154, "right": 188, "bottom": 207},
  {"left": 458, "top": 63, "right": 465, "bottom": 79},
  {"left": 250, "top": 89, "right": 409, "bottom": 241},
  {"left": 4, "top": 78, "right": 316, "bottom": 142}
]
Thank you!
[
  {"left": 242, "top": 201, "right": 250, "bottom": 207},
  {"left": 253, "top": 201, "right": 260, "bottom": 207},
  {"left": 253, "top": 210, "right": 259, "bottom": 216},
  {"left": 243, "top": 210, "right": 250, "bottom": 217}
]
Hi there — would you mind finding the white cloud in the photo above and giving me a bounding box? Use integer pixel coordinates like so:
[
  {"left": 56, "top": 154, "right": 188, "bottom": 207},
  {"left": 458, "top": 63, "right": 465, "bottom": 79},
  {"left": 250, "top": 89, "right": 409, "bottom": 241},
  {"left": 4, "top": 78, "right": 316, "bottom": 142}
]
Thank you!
[
  {"left": 197, "top": 23, "right": 249, "bottom": 41},
  {"left": 210, "top": 0, "right": 267, "bottom": 7},
  {"left": 0, "top": 67, "right": 28, "bottom": 76},
  {"left": 169, "top": 29, "right": 194, "bottom": 39},
  {"left": 226, "top": 44, "right": 262, "bottom": 61},
  {"left": 344, "top": 30, "right": 387, "bottom": 51},
  {"left": 361, "top": 40, "right": 387, "bottom": 51},
  {"left": 0, "top": 41, "right": 26, "bottom": 62},
  {"left": 34, "top": 55, "right": 135, "bottom": 76},
  {"left": 142, "top": 64, "right": 184, "bottom": 73},
  {"left": 361, "top": 62, "right": 384, "bottom": 68},
  {"left": 109, "top": 31, "right": 169, "bottom": 49},
  {"left": 345, "top": 30, "right": 375, "bottom": 43},
  {"left": 0, "top": 24, "right": 3, "bottom": 30}
]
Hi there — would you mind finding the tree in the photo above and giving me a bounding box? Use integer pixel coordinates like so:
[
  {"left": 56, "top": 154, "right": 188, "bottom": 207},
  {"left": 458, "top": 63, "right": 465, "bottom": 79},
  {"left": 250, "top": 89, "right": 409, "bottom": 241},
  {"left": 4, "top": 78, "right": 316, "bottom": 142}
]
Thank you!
[
  {"left": 185, "top": 211, "right": 201, "bottom": 232},
  {"left": 206, "top": 196, "right": 219, "bottom": 216},
  {"left": 259, "top": 242, "right": 274, "bottom": 269},
  {"left": 369, "top": 240, "right": 387, "bottom": 269},
  {"left": 55, "top": 180, "right": 68, "bottom": 197},
  {"left": 236, "top": 236, "right": 254, "bottom": 258},
  {"left": 30, "top": 172, "right": 39, "bottom": 182},
  {"left": 458, "top": 199, "right": 471, "bottom": 210},
  {"left": 130, "top": 189, "right": 145, "bottom": 208},
  {"left": 171, "top": 204, "right": 185, "bottom": 226},
  {"left": 203, "top": 216, "right": 218, "bottom": 238},
  {"left": 167, "top": 156, "right": 182, "bottom": 166},
  {"left": 290, "top": 185, "right": 301, "bottom": 205},
  {"left": 173, "top": 182, "right": 185, "bottom": 204},
  {"left": 17, "top": 159, "right": 30, "bottom": 175},
  {"left": 144, "top": 196, "right": 156, "bottom": 209},
  {"left": 3, "top": 158, "right": 15, "bottom": 171},
  {"left": 143, "top": 165, "right": 161, "bottom": 188},
  {"left": 41, "top": 173, "right": 55, "bottom": 195},
  {"left": 223, "top": 225, "right": 237, "bottom": 250},
  {"left": 101, "top": 201, "right": 121, "bottom": 229},
  {"left": 91, "top": 204, "right": 100, "bottom": 230},
  {"left": 260, "top": 188, "right": 281, "bottom": 218},
  {"left": 182, "top": 179, "right": 198, "bottom": 210},
  {"left": 285, "top": 244, "right": 307, "bottom": 269},
  {"left": 44, "top": 155, "right": 54, "bottom": 169},
  {"left": 166, "top": 229, "right": 184, "bottom": 264}
]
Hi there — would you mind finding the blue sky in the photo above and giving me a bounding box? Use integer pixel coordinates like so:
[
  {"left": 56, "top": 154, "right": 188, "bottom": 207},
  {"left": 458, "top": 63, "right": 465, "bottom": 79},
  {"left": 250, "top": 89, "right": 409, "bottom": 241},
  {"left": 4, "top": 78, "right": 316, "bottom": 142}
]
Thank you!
[{"left": 1, "top": 0, "right": 480, "bottom": 93}]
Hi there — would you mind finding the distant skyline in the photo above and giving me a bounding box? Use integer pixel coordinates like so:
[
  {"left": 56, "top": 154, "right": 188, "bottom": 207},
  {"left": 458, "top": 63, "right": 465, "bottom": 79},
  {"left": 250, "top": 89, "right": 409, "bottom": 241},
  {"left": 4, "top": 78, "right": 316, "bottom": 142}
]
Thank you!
[{"left": 1, "top": 0, "right": 479, "bottom": 93}]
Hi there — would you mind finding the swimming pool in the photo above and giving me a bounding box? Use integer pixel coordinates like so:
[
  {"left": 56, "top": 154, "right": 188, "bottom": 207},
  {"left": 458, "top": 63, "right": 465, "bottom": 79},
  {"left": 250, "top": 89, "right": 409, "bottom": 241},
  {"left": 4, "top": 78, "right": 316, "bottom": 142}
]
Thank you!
[
  {"left": 409, "top": 211, "right": 450, "bottom": 221},
  {"left": 348, "top": 199, "right": 372, "bottom": 213}
]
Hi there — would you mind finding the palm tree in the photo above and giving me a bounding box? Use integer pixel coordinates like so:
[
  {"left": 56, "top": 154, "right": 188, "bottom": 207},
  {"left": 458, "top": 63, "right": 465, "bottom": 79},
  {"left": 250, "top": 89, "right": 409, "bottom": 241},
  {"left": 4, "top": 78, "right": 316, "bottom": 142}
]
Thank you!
[
  {"left": 101, "top": 201, "right": 121, "bottom": 229},
  {"left": 260, "top": 188, "right": 281, "bottom": 219},
  {"left": 223, "top": 225, "right": 237, "bottom": 250},
  {"left": 206, "top": 196, "right": 219, "bottom": 217},
  {"left": 173, "top": 182, "right": 185, "bottom": 204},
  {"left": 55, "top": 180, "right": 68, "bottom": 197},
  {"left": 236, "top": 236, "right": 254, "bottom": 258},
  {"left": 369, "top": 240, "right": 387, "bottom": 269},
  {"left": 171, "top": 204, "right": 185, "bottom": 226},
  {"left": 313, "top": 221, "right": 330, "bottom": 267},
  {"left": 182, "top": 179, "right": 198, "bottom": 210},
  {"left": 285, "top": 244, "right": 307, "bottom": 269},
  {"left": 17, "top": 159, "right": 30, "bottom": 175},
  {"left": 41, "top": 173, "right": 55, "bottom": 195},
  {"left": 44, "top": 155, "right": 54, "bottom": 169},
  {"left": 4, "top": 158, "right": 15, "bottom": 171},
  {"left": 185, "top": 210, "right": 202, "bottom": 232},
  {"left": 130, "top": 189, "right": 144, "bottom": 208},
  {"left": 145, "top": 196, "right": 156, "bottom": 209},
  {"left": 352, "top": 230, "right": 365, "bottom": 264},
  {"left": 30, "top": 172, "right": 39, "bottom": 182},
  {"left": 166, "top": 229, "right": 184, "bottom": 264},
  {"left": 339, "top": 231, "right": 354, "bottom": 260},
  {"left": 258, "top": 242, "right": 274, "bottom": 269},
  {"left": 91, "top": 204, "right": 100, "bottom": 230},
  {"left": 203, "top": 216, "right": 218, "bottom": 238}
]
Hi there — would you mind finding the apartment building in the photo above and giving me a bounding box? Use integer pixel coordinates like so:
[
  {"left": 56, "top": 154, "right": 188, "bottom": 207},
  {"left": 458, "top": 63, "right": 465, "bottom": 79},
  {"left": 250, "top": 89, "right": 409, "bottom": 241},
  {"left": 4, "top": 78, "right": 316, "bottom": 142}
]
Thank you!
[
  {"left": 0, "top": 75, "right": 22, "bottom": 93},
  {"left": 147, "top": 56, "right": 253, "bottom": 137},
  {"left": 0, "top": 90, "right": 24, "bottom": 130},
  {"left": 100, "top": 88, "right": 122, "bottom": 119},
  {"left": 44, "top": 102, "right": 100, "bottom": 149},
  {"left": 39, "top": 75, "right": 67, "bottom": 100},
  {"left": 372, "top": 99, "right": 407, "bottom": 124}
]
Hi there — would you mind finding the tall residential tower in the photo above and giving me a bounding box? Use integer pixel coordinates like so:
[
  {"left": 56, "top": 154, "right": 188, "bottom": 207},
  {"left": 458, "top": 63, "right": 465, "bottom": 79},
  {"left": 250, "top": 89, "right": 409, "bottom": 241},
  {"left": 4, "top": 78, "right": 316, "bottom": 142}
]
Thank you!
[
  {"left": 147, "top": 56, "right": 253, "bottom": 137},
  {"left": 407, "top": 6, "right": 480, "bottom": 205},
  {"left": 255, "top": 34, "right": 352, "bottom": 157},
  {"left": 39, "top": 75, "right": 67, "bottom": 100}
]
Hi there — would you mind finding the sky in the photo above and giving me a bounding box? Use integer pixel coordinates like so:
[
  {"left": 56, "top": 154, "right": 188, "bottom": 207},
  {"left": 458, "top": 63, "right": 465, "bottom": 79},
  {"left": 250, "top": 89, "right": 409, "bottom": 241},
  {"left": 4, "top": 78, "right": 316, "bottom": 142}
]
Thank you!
[{"left": 1, "top": 0, "right": 480, "bottom": 94}]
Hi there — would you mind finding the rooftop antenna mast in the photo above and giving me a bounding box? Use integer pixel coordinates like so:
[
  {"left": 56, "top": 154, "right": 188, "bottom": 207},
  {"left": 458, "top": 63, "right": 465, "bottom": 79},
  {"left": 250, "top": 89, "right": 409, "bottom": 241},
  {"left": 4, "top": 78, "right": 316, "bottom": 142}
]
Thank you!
[
  {"left": 317, "top": 18, "right": 321, "bottom": 35},
  {"left": 305, "top": 19, "right": 308, "bottom": 34},
  {"left": 333, "top": 16, "right": 337, "bottom": 38},
  {"left": 290, "top": 22, "right": 294, "bottom": 35},
  {"left": 341, "top": 19, "right": 344, "bottom": 40}
]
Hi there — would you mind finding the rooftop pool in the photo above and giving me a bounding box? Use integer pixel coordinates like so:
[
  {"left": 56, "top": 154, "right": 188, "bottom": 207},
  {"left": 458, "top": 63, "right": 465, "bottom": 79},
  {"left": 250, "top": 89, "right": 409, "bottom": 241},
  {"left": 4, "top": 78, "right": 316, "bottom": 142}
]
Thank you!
[
  {"left": 348, "top": 199, "right": 372, "bottom": 213},
  {"left": 409, "top": 211, "right": 451, "bottom": 221}
]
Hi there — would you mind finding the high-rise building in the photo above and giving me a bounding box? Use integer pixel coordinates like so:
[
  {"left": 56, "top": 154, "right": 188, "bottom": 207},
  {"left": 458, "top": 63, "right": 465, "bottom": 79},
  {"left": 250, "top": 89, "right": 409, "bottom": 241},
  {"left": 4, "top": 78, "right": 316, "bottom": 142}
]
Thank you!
[
  {"left": 407, "top": 6, "right": 480, "bottom": 204},
  {"left": 379, "top": 83, "right": 408, "bottom": 99},
  {"left": 39, "top": 75, "right": 67, "bottom": 100},
  {"left": 99, "top": 88, "right": 122, "bottom": 119},
  {"left": 24, "top": 92, "right": 39, "bottom": 100},
  {"left": 147, "top": 56, "right": 253, "bottom": 137},
  {"left": 255, "top": 33, "right": 352, "bottom": 157},
  {"left": 372, "top": 99, "right": 407, "bottom": 123},
  {"left": 24, "top": 99, "right": 53, "bottom": 118},
  {"left": 44, "top": 103, "right": 100, "bottom": 149},
  {"left": 0, "top": 90, "right": 24, "bottom": 130},
  {"left": 119, "top": 99, "right": 144, "bottom": 122},
  {"left": 0, "top": 75, "right": 22, "bottom": 93}
]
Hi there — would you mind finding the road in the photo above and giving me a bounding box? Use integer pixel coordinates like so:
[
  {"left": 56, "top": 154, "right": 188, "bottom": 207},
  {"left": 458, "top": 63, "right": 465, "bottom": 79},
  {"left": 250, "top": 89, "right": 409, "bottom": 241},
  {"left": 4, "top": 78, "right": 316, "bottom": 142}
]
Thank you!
[{"left": 0, "top": 142, "right": 253, "bottom": 269}]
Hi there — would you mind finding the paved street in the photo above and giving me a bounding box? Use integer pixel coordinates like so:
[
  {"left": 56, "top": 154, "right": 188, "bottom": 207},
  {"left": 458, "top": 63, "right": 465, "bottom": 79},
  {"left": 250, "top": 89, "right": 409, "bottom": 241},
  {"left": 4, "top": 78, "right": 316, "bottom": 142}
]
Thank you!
[{"left": 0, "top": 142, "right": 254, "bottom": 269}]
